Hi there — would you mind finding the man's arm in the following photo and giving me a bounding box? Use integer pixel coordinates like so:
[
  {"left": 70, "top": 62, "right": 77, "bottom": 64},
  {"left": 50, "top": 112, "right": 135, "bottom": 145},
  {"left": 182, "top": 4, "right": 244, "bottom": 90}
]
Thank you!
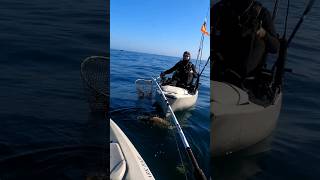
[{"left": 161, "top": 61, "right": 180, "bottom": 76}]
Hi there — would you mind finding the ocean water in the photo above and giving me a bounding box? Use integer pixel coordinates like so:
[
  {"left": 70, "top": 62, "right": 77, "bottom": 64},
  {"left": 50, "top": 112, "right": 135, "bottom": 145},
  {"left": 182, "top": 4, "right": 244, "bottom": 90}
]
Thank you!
[
  {"left": 0, "top": 0, "right": 108, "bottom": 179},
  {"left": 212, "top": 0, "right": 320, "bottom": 180},
  {"left": 110, "top": 49, "right": 210, "bottom": 179}
]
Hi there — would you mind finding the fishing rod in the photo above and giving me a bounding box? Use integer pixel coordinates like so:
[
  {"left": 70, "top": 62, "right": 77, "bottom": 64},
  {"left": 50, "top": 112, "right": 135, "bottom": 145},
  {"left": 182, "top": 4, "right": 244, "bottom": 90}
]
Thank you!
[
  {"left": 274, "top": 0, "right": 315, "bottom": 88},
  {"left": 152, "top": 77, "right": 207, "bottom": 180},
  {"left": 195, "top": 5, "right": 210, "bottom": 72},
  {"left": 196, "top": 34, "right": 205, "bottom": 71},
  {"left": 198, "top": 56, "right": 210, "bottom": 78},
  {"left": 272, "top": 0, "right": 280, "bottom": 21},
  {"left": 195, "top": 56, "right": 210, "bottom": 91},
  {"left": 282, "top": 0, "right": 315, "bottom": 45},
  {"left": 287, "top": 0, "right": 315, "bottom": 46}
]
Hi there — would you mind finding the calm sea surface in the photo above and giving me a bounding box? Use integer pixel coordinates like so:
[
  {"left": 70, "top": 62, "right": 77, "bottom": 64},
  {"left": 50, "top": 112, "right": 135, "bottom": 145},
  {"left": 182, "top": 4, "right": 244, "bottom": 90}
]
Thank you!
[
  {"left": 0, "top": 0, "right": 108, "bottom": 179},
  {"left": 110, "top": 49, "right": 210, "bottom": 179},
  {"left": 212, "top": 1, "right": 320, "bottom": 180}
]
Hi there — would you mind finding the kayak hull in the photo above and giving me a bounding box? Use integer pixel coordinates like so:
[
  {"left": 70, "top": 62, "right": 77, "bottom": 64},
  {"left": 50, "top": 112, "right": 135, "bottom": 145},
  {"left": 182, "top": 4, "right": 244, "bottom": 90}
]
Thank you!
[
  {"left": 156, "top": 85, "right": 198, "bottom": 113},
  {"left": 210, "top": 81, "right": 282, "bottom": 157}
]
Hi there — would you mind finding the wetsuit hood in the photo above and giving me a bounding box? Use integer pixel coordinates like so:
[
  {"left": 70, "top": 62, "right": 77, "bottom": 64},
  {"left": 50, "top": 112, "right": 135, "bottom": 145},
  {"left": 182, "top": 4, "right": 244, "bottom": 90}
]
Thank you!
[{"left": 182, "top": 51, "right": 191, "bottom": 63}]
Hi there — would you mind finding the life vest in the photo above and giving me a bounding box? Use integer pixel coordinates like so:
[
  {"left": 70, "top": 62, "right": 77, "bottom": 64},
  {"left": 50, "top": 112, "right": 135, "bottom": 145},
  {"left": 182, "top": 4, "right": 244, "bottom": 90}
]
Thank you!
[{"left": 172, "top": 61, "right": 195, "bottom": 86}]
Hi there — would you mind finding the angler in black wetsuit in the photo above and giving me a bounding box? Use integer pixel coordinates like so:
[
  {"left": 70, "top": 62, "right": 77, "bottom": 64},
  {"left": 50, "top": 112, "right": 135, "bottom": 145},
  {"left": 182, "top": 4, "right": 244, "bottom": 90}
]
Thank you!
[
  {"left": 212, "top": 0, "right": 280, "bottom": 84},
  {"left": 160, "top": 51, "right": 198, "bottom": 89}
]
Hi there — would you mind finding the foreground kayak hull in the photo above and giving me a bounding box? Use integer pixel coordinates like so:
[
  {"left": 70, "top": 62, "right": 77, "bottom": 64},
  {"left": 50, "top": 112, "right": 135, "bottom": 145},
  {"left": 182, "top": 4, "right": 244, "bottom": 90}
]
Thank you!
[
  {"left": 210, "top": 81, "right": 282, "bottom": 157},
  {"left": 110, "top": 119, "right": 155, "bottom": 180}
]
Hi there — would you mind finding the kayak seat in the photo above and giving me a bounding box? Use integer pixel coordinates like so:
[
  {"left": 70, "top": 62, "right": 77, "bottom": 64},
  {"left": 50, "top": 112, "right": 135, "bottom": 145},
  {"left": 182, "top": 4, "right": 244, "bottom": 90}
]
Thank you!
[{"left": 110, "top": 142, "right": 126, "bottom": 180}]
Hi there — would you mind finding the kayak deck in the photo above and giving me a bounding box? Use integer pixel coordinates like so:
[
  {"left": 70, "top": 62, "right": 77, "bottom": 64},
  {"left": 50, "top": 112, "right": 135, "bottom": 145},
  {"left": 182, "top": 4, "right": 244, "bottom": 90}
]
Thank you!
[{"left": 110, "top": 119, "right": 155, "bottom": 180}]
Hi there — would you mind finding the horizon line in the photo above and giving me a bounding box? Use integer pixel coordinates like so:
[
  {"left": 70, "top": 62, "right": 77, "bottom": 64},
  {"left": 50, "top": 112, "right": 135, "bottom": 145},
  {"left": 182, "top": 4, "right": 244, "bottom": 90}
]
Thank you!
[{"left": 110, "top": 48, "right": 209, "bottom": 61}]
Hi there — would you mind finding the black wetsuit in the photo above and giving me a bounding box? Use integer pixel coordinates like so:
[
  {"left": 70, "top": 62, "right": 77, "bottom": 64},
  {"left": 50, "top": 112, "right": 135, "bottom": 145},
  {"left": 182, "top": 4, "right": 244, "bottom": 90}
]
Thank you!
[
  {"left": 212, "top": 0, "right": 280, "bottom": 82},
  {"left": 163, "top": 60, "right": 197, "bottom": 88}
]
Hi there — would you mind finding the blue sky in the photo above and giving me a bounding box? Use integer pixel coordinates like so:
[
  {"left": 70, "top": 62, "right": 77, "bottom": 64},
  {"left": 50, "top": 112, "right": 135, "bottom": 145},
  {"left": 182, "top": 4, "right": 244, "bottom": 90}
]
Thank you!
[{"left": 110, "top": 0, "right": 210, "bottom": 59}]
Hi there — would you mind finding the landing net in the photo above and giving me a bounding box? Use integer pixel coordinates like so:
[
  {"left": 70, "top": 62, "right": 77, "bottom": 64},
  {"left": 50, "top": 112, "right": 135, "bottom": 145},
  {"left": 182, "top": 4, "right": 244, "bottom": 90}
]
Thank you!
[
  {"left": 81, "top": 56, "right": 109, "bottom": 112},
  {"left": 135, "top": 79, "right": 153, "bottom": 98}
]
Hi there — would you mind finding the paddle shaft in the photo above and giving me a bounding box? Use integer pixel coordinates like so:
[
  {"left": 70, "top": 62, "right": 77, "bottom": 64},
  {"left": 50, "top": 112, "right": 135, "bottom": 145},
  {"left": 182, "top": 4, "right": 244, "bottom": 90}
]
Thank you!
[
  {"left": 153, "top": 77, "right": 207, "bottom": 180},
  {"left": 186, "top": 148, "right": 207, "bottom": 180}
]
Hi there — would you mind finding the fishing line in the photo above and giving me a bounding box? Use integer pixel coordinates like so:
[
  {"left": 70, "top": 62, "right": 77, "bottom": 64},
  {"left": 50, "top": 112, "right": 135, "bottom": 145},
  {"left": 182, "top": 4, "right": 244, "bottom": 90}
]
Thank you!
[
  {"left": 196, "top": 34, "right": 205, "bottom": 70},
  {"left": 287, "top": 0, "right": 315, "bottom": 45},
  {"left": 109, "top": 107, "right": 145, "bottom": 114},
  {"left": 195, "top": 4, "right": 210, "bottom": 73},
  {"left": 283, "top": 0, "right": 290, "bottom": 38},
  {"left": 272, "top": 0, "right": 280, "bottom": 21},
  {"left": 171, "top": 123, "right": 189, "bottom": 180},
  {"left": 195, "top": 56, "right": 210, "bottom": 90}
]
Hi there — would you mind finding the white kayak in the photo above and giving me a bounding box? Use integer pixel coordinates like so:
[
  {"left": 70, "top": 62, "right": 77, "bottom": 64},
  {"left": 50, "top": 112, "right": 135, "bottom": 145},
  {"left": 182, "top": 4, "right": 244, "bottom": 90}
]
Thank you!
[
  {"left": 156, "top": 85, "right": 198, "bottom": 113},
  {"left": 210, "top": 81, "right": 282, "bottom": 157},
  {"left": 110, "top": 119, "right": 155, "bottom": 180}
]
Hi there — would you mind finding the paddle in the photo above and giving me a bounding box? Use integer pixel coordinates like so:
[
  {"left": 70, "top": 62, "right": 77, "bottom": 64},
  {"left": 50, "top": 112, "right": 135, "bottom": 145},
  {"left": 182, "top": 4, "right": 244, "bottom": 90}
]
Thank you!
[{"left": 152, "top": 77, "right": 207, "bottom": 180}]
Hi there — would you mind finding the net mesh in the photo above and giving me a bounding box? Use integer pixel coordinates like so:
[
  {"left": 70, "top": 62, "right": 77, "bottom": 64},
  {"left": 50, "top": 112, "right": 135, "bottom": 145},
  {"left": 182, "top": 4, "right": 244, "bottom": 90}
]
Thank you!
[
  {"left": 81, "top": 56, "right": 109, "bottom": 112},
  {"left": 135, "top": 79, "right": 153, "bottom": 98}
]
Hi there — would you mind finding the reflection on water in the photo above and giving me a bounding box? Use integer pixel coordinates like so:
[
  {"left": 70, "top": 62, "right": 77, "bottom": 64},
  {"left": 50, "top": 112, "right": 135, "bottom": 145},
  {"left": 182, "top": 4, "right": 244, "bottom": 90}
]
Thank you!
[
  {"left": 0, "top": 145, "right": 106, "bottom": 179},
  {"left": 0, "top": 0, "right": 108, "bottom": 179},
  {"left": 211, "top": 137, "right": 273, "bottom": 180},
  {"left": 0, "top": 112, "right": 107, "bottom": 180}
]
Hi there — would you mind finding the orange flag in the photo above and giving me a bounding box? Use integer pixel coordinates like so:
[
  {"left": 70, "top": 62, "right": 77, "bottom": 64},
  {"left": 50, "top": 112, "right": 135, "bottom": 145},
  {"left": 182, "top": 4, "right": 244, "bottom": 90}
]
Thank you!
[{"left": 201, "top": 21, "right": 209, "bottom": 36}]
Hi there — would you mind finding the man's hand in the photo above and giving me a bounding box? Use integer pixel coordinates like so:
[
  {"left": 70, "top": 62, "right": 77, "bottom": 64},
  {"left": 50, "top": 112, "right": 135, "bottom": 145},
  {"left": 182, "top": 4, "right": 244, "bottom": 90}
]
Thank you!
[
  {"left": 257, "top": 21, "right": 266, "bottom": 39},
  {"left": 257, "top": 26, "right": 267, "bottom": 39}
]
